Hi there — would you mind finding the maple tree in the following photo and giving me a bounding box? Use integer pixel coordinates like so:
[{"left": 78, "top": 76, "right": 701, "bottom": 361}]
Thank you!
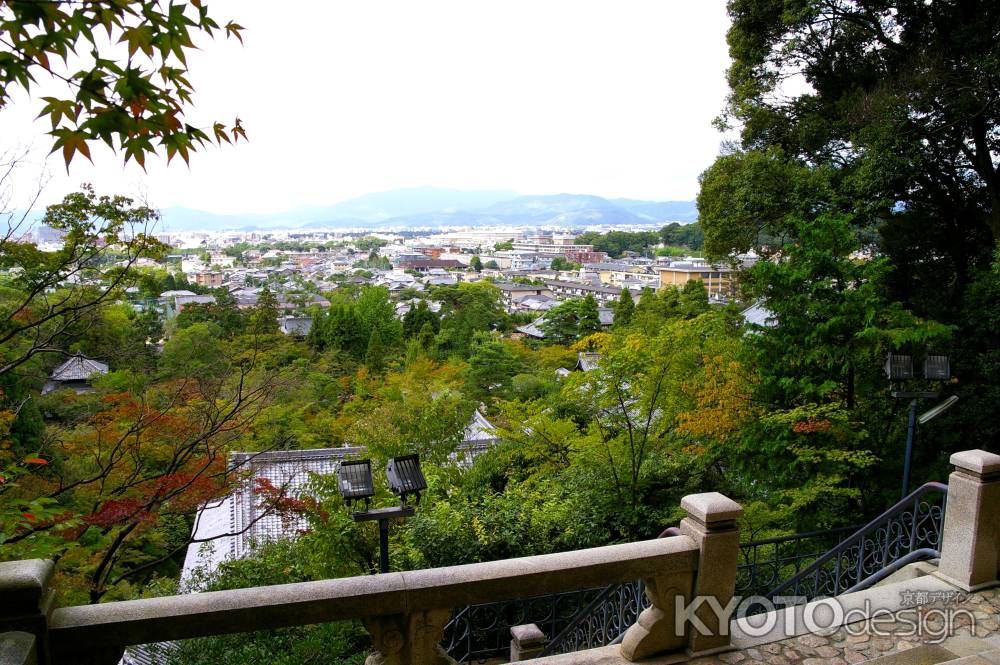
[
  {"left": 0, "top": 0, "right": 247, "bottom": 169},
  {"left": 2, "top": 353, "right": 284, "bottom": 603}
]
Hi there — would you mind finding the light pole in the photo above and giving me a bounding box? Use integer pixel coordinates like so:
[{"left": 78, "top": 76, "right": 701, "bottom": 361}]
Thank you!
[
  {"left": 337, "top": 455, "right": 427, "bottom": 574},
  {"left": 885, "top": 353, "right": 956, "bottom": 498}
]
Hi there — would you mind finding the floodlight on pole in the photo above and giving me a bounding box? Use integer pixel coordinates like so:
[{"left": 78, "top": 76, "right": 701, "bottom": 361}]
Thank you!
[
  {"left": 885, "top": 353, "right": 914, "bottom": 381},
  {"left": 386, "top": 454, "right": 427, "bottom": 505},
  {"left": 337, "top": 459, "right": 375, "bottom": 509}
]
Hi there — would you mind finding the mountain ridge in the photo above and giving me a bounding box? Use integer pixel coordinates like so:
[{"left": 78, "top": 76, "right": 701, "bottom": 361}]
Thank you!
[{"left": 158, "top": 187, "right": 698, "bottom": 232}]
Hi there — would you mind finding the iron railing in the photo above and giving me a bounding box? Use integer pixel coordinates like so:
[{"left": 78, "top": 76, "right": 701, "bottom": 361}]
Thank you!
[
  {"left": 442, "top": 585, "right": 618, "bottom": 663},
  {"left": 446, "top": 483, "right": 949, "bottom": 662},
  {"left": 766, "top": 482, "right": 948, "bottom": 601},
  {"left": 538, "top": 525, "right": 858, "bottom": 658},
  {"left": 736, "top": 524, "right": 858, "bottom": 597}
]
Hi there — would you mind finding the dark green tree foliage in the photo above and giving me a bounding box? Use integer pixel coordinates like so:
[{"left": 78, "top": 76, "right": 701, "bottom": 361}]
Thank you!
[
  {"left": 660, "top": 222, "right": 704, "bottom": 250},
  {"left": 402, "top": 300, "right": 439, "bottom": 339},
  {"left": 549, "top": 256, "right": 581, "bottom": 271},
  {"left": 578, "top": 294, "right": 602, "bottom": 336},
  {"left": 174, "top": 290, "right": 245, "bottom": 338},
  {"left": 613, "top": 288, "right": 635, "bottom": 328},
  {"left": 469, "top": 256, "right": 483, "bottom": 273},
  {"left": 705, "top": 0, "right": 1000, "bottom": 314},
  {"left": 310, "top": 303, "right": 365, "bottom": 357},
  {"left": 540, "top": 296, "right": 601, "bottom": 343},
  {"left": 356, "top": 286, "right": 402, "bottom": 350},
  {"left": 467, "top": 332, "right": 522, "bottom": 398},
  {"left": 433, "top": 282, "right": 507, "bottom": 356},
  {"left": 679, "top": 280, "right": 710, "bottom": 318},
  {"left": 575, "top": 231, "right": 659, "bottom": 258},
  {"left": 365, "top": 328, "right": 386, "bottom": 373},
  {"left": 249, "top": 286, "right": 280, "bottom": 335}
]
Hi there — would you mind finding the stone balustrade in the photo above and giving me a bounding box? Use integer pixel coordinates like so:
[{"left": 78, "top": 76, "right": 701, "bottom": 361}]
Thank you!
[
  {"left": 1, "top": 449, "right": 997, "bottom": 665},
  {"left": 0, "top": 491, "right": 742, "bottom": 665}
]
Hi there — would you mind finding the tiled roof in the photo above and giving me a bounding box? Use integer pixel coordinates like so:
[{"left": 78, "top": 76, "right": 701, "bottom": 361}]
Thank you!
[{"left": 49, "top": 354, "right": 108, "bottom": 382}]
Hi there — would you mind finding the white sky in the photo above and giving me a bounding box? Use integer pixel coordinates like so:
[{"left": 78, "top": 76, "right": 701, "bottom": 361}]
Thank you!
[{"left": 1, "top": 1, "right": 732, "bottom": 215}]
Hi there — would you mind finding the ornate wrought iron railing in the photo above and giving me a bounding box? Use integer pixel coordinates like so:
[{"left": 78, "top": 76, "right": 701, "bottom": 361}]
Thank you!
[
  {"left": 537, "top": 525, "right": 858, "bottom": 658},
  {"left": 446, "top": 484, "right": 948, "bottom": 662},
  {"left": 736, "top": 524, "right": 858, "bottom": 598},
  {"left": 766, "top": 482, "right": 948, "bottom": 602},
  {"left": 442, "top": 584, "right": 624, "bottom": 663}
]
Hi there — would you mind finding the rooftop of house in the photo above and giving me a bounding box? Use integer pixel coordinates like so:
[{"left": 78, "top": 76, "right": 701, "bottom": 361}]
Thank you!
[{"left": 48, "top": 354, "right": 109, "bottom": 382}]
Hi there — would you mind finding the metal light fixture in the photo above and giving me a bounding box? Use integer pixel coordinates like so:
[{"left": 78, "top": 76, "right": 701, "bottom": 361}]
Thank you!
[
  {"left": 337, "top": 459, "right": 375, "bottom": 508},
  {"left": 885, "top": 353, "right": 914, "bottom": 381},
  {"left": 918, "top": 395, "right": 959, "bottom": 425},
  {"left": 341, "top": 455, "right": 424, "bottom": 574},
  {"left": 922, "top": 355, "right": 950, "bottom": 381},
  {"left": 386, "top": 455, "right": 427, "bottom": 505}
]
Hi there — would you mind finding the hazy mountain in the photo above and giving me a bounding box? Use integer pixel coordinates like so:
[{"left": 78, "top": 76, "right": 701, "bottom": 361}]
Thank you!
[
  {"left": 157, "top": 188, "right": 697, "bottom": 232},
  {"left": 613, "top": 198, "right": 700, "bottom": 223}
]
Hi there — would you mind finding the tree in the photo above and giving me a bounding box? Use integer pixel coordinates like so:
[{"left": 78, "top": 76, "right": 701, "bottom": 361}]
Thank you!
[
  {"left": 549, "top": 256, "right": 581, "bottom": 271},
  {"left": 356, "top": 286, "right": 402, "bottom": 351},
  {"left": 248, "top": 286, "right": 280, "bottom": 335},
  {"left": 613, "top": 288, "right": 635, "bottom": 328},
  {"left": 433, "top": 282, "right": 507, "bottom": 356},
  {"left": 469, "top": 256, "right": 483, "bottom": 273},
  {"left": 578, "top": 294, "right": 601, "bottom": 336},
  {"left": 0, "top": 0, "right": 246, "bottom": 168},
  {"left": 467, "top": 332, "right": 521, "bottom": 398},
  {"left": 0, "top": 187, "right": 165, "bottom": 379},
  {"left": 364, "top": 328, "right": 386, "bottom": 373},
  {"left": 402, "top": 300, "right": 439, "bottom": 339},
  {"left": 2, "top": 349, "right": 283, "bottom": 603}
]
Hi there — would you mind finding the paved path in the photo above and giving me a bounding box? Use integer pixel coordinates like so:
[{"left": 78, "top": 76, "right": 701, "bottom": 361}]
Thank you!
[{"left": 687, "top": 588, "right": 1000, "bottom": 665}]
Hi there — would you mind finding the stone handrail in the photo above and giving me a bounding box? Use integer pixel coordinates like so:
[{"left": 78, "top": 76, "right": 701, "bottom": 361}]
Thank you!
[
  {"left": 1, "top": 489, "right": 753, "bottom": 665},
  {"left": 49, "top": 536, "right": 700, "bottom": 657},
  {"left": 5, "top": 446, "right": 996, "bottom": 665}
]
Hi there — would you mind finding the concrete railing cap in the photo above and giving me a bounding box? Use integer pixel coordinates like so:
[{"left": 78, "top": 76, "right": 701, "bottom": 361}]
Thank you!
[
  {"left": 511, "top": 623, "right": 546, "bottom": 645},
  {"left": 950, "top": 449, "right": 1000, "bottom": 477},
  {"left": 0, "top": 560, "right": 53, "bottom": 617},
  {"left": 681, "top": 492, "right": 743, "bottom": 524}
]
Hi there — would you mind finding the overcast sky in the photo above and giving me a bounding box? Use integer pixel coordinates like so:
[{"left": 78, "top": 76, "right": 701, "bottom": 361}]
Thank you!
[{"left": 1, "top": 1, "right": 732, "bottom": 215}]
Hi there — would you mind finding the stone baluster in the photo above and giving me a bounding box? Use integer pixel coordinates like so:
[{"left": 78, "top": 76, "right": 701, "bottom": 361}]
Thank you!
[
  {"left": 362, "top": 609, "right": 456, "bottom": 665},
  {"left": 509, "top": 623, "right": 547, "bottom": 661},
  {"left": 619, "top": 491, "right": 741, "bottom": 661},
  {"left": 679, "top": 492, "right": 742, "bottom": 657},
  {"left": 0, "top": 560, "right": 52, "bottom": 665},
  {"left": 937, "top": 449, "right": 1000, "bottom": 591}
]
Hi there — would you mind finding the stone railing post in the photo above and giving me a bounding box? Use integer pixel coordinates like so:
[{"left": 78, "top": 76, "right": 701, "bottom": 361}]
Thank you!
[
  {"left": 679, "top": 492, "right": 742, "bottom": 657},
  {"left": 937, "top": 449, "right": 1000, "bottom": 591},
  {"left": 619, "top": 492, "right": 741, "bottom": 662},
  {"left": 0, "top": 561, "right": 52, "bottom": 665},
  {"left": 0, "top": 633, "right": 37, "bottom": 665},
  {"left": 509, "top": 623, "right": 546, "bottom": 661},
  {"left": 362, "top": 609, "right": 456, "bottom": 665}
]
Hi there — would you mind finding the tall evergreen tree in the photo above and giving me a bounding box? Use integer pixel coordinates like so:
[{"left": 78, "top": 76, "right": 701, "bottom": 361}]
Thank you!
[
  {"left": 578, "top": 294, "right": 602, "bottom": 336},
  {"left": 613, "top": 288, "right": 635, "bottom": 328}
]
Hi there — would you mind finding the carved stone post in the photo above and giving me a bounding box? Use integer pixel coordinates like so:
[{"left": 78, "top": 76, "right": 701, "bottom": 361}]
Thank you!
[
  {"left": 0, "top": 560, "right": 53, "bottom": 665},
  {"left": 619, "top": 570, "right": 694, "bottom": 661},
  {"left": 363, "top": 609, "right": 457, "bottom": 665},
  {"left": 679, "top": 492, "right": 742, "bottom": 657},
  {"left": 0, "top": 633, "right": 37, "bottom": 665},
  {"left": 509, "top": 623, "right": 546, "bottom": 661},
  {"left": 937, "top": 449, "right": 1000, "bottom": 591}
]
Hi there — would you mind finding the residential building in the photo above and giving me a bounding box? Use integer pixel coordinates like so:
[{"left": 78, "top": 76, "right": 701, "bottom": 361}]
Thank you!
[
  {"left": 656, "top": 261, "right": 735, "bottom": 298},
  {"left": 41, "top": 354, "right": 109, "bottom": 395},
  {"left": 194, "top": 271, "right": 224, "bottom": 288}
]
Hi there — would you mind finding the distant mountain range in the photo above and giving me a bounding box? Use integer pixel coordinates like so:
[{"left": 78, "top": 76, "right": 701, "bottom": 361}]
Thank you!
[{"left": 158, "top": 187, "right": 698, "bottom": 232}]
